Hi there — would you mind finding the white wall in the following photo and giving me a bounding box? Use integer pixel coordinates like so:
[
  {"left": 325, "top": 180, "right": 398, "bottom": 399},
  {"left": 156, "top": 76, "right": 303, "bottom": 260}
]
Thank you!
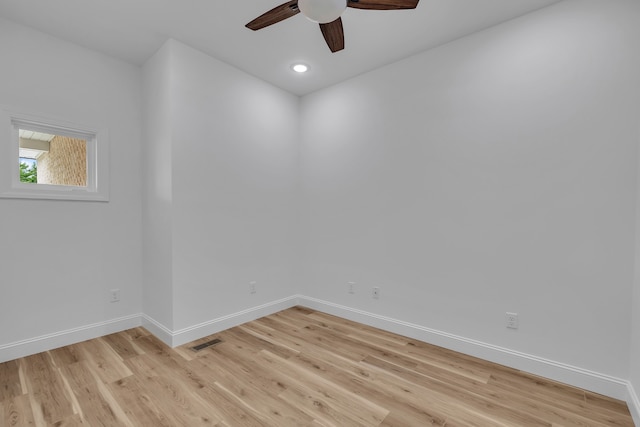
[
  {"left": 142, "top": 42, "right": 175, "bottom": 331},
  {"left": 142, "top": 40, "right": 300, "bottom": 342},
  {"left": 631, "top": 87, "right": 640, "bottom": 421},
  {"left": 0, "top": 18, "right": 143, "bottom": 357},
  {"left": 633, "top": 197, "right": 640, "bottom": 419},
  {"left": 299, "top": 0, "right": 640, "bottom": 382}
]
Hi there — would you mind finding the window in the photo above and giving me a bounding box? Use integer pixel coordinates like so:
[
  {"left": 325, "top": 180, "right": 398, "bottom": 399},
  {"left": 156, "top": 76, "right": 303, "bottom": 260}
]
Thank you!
[{"left": 0, "top": 108, "right": 108, "bottom": 201}]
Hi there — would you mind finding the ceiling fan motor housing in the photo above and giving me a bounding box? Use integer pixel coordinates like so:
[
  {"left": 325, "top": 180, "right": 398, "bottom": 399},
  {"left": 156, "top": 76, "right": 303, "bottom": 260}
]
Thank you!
[{"left": 298, "top": 0, "right": 347, "bottom": 23}]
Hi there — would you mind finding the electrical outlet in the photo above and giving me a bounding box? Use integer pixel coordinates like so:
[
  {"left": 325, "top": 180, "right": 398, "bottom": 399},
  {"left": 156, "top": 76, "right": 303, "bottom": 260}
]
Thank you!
[
  {"left": 348, "top": 281, "right": 355, "bottom": 294},
  {"left": 372, "top": 287, "right": 380, "bottom": 299},
  {"left": 110, "top": 289, "right": 120, "bottom": 303},
  {"left": 249, "top": 281, "right": 257, "bottom": 294},
  {"left": 506, "top": 312, "right": 518, "bottom": 329}
]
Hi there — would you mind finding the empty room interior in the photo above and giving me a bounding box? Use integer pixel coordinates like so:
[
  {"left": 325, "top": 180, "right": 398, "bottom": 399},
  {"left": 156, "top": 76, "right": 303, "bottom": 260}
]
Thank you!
[{"left": 1, "top": 0, "right": 640, "bottom": 425}]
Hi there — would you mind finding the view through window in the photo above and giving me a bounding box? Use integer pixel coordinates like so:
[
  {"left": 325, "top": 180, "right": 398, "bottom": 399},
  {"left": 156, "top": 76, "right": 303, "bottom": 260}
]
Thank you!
[{"left": 18, "top": 129, "right": 87, "bottom": 187}]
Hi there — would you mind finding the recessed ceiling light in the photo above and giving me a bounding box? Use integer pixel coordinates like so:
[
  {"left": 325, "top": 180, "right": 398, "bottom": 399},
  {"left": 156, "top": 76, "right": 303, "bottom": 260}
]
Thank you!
[{"left": 292, "top": 63, "right": 309, "bottom": 73}]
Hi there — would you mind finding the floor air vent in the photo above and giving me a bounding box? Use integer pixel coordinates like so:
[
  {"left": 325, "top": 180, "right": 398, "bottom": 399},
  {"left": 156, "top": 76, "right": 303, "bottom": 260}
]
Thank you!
[{"left": 191, "top": 338, "right": 222, "bottom": 351}]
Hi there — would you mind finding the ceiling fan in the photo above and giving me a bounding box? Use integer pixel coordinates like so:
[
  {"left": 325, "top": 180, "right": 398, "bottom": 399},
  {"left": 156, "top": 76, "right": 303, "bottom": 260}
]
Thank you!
[{"left": 245, "top": 0, "right": 420, "bottom": 53}]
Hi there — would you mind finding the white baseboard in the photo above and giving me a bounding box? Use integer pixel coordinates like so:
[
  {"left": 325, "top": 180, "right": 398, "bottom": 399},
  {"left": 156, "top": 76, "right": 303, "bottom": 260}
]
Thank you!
[
  {"left": 141, "top": 314, "right": 174, "bottom": 346},
  {"left": 298, "top": 296, "right": 631, "bottom": 402},
  {"left": 0, "top": 296, "right": 299, "bottom": 363},
  {"left": 0, "top": 314, "right": 141, "bottom": 364},
  {"left": 142, "top": 295, "right": 301, "bottom": 347},
  {"left": 170, "top": 295, "right": 300, "bottom": 347},
  {"left": 628, "top": 382, "right": 640, "bottom": 426},
  {"left": 2, "top": 294, "right": 637, "bottom": 423}
]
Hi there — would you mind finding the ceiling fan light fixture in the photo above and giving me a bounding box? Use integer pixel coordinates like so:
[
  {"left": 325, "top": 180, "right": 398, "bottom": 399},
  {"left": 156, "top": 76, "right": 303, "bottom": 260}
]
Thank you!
[{"left": 297, "top": 0, "right": 347, "bottom": 24}]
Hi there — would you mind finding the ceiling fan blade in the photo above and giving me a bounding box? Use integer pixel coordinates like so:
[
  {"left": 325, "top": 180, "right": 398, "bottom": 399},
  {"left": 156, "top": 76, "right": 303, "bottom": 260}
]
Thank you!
[
  {"left": 319, "top": 17, "right": 344, "bottom": 53},
  {"left": 347, "top": 0, "right": 418, "bottom": 10},
  {"left": 246, "top": 0, "right": 300, "bottom": 31}
]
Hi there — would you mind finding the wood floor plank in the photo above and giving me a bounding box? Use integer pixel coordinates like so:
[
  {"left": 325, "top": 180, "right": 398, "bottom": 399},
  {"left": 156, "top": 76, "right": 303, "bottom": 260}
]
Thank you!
[
  {"left": 0, "top": 307, "right": 634, "bottom": 426},
  {"left": 275, "top": 309, "right": 493, "bottom": 386},
  {"left": 257, "top": 349, "right": 390, "bottom": 426},
  {"left": 484, "top": 372, "right": 630, "bottom": 426},
  {"left": 305, "top": 311, "right": 411, "bottom": 346},
  {"left": 297, "top": 309, "right": 630, "bottom": 425},
  {"left": 80, "top": 338, "right": 134, "bottom": 383},
  {"left": 131, "top": 368, "right": 221, "bottom": 426},
  {"left": 192, "top": 380, "right": 271, "bottom": 427},
  {"left": 487, "top": 368, "right": 589, "bottom": 410},
  {"left": 220, "top": 327, "right": 300, "bottom": 360},
  {"left": 238, "top": 323, "right": 304, "bottom": 354},
  {"left": 290, "top": 348, "right": 449, "bottom": 425},
  {"left": 586, "top": 390, "right": 635, "bottom": 415},
  {"left": 361, "top": 355, "right": 553, "bottom": 426},
  {"left": 101, "top": 332, "right": 145, "bottom": 360},
  {"left": 257, "top": 315, "right": 374, "bottom": 362},
  {"left": 49, "top": 413, "right": 84, "bottom": 426},
  {"left": 59, "top": 360, "right": 134, "bottom": 427},
  {"left": 1, "top": 394, "right": 35, "bottom": 426},
  {"left": 20, "top": 353, "right": 75, "bottom": 425},
  {"left": 107, "top": 374, "right": 174, "bottom": 427},
  {"left": 122, "top": 352, "right": 214, "bottom": 427},
  {"left": 0, "top": 360, "right": 23, "bottom": 402},
  {"left": 47, "top": 345, "right": 85, "bottom": 368},
  {"left": 193, "top": 347, "right": 318, "bottom": 425}
]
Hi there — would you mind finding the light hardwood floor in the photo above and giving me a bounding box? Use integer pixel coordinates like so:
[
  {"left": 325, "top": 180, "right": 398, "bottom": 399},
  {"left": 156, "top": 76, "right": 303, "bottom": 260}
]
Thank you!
[{"left": 0, "top": 307, "right": 634, "bottom": 426}]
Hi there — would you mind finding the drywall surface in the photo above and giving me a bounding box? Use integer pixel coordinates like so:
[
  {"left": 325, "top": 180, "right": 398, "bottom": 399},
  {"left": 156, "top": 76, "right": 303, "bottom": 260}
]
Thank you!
[
  {"left": 141, "top": 41, "right": 175, "bottom": 330},
  {"left": 631, "top": 59, "right": 640, "bottom": 422},
  {"left": 632, "top": 233, "right": 640, "bottom": 421},
  {"left": 0, "top": 19, "right": 142, "bottom": 344},
  {"left": 299, "top": 0, "right": 640, "bottom": 379},
  {"left": 145, "top": 40, "right": 300, "bottom": 332}
]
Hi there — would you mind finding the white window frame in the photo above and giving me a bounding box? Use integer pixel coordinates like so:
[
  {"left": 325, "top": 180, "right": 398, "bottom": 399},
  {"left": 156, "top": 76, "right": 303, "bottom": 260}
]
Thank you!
[{"left": 0, "top": 107, "right": 109, "bottom": 202}]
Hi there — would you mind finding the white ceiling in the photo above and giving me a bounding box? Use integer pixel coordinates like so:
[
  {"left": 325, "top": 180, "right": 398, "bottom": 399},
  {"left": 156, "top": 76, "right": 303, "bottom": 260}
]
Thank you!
[{"left": 0, "top": 0, "right": 562, "bottom": 95}]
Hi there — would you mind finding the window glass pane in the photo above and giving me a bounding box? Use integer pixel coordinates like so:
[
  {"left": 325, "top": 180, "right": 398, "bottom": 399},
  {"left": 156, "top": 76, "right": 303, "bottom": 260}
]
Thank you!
[
  {"left": 19, "top": 157, "right": 37, "bottom": 184},
  {"left": 18, "top": 129, "right": 87, "bottom": 187}
]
